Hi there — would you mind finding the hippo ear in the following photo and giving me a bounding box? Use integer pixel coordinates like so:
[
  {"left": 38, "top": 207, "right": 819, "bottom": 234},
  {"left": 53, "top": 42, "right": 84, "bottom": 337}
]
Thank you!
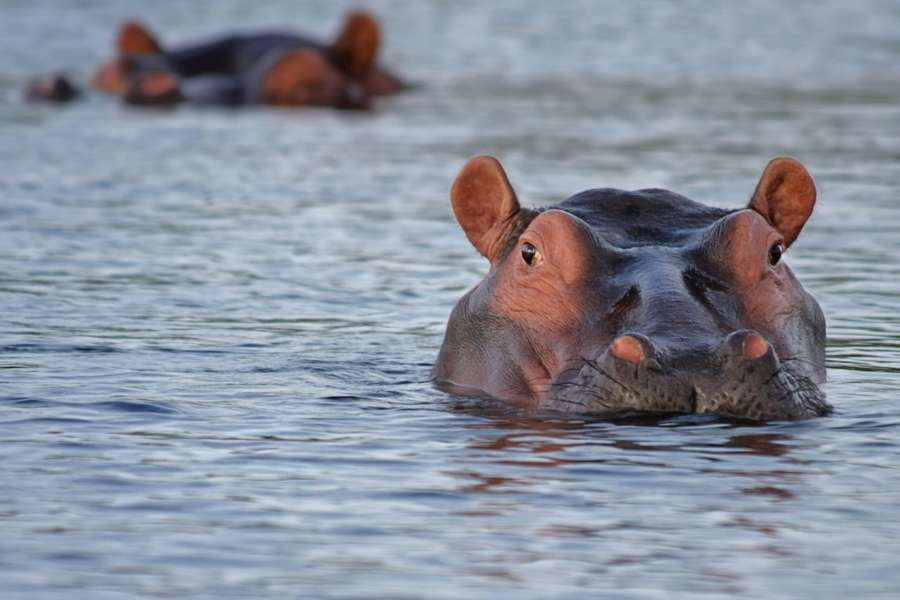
[
  {"left": 747, "top": 157, "right": 816, "bottom": 249},
  {"left": 329, "top": 12, "right": 380, "bottom": 78},
  {"left": 118, "top": 21, "right": 163, "bottom": 55},
  {"left": 451, "top": 156, "right": 525, "bottom": 262}
]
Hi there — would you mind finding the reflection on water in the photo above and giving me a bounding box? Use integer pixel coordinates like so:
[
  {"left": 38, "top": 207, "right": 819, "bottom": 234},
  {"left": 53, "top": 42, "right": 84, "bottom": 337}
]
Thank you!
[
  {"left": 452, "top": 409, "right": 807, "bottom": 486},
  {"left": 2, "top": 0, "right": 900, "bottom": 598},
  {"left": 432, "top": 411, "right": 847, "bottom": 594}
]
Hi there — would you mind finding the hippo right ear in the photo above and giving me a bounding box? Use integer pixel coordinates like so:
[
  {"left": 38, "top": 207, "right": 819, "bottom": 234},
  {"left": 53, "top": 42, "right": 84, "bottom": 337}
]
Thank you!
[
  {"left": 329, "top": 12, "right": 380, "bottom": 78},
  {"left": 451, "top": 156, "right": 527, "bottom": 263},
  {"left": 748, "top": 157, "right": 816, "bottom": 249}
]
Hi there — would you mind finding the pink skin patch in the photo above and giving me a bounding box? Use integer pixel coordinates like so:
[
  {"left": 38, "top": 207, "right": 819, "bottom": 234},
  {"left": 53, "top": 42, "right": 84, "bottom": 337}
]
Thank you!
[
  {"left": 611, "top": 335, "right": 644, "bottom": 363},
  {"left": 743, "top": 333, "right": 770, "bottom": 360}
]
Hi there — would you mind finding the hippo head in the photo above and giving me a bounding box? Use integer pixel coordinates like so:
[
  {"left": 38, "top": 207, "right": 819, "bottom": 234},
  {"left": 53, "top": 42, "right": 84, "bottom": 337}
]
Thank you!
[{"left": 433, "top": 157, "right": 829, "bottom": 420}]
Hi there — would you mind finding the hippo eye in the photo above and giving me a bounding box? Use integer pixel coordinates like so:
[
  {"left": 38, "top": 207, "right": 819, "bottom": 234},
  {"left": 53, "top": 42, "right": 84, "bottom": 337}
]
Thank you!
[
  {"left": 521, "top": 242, "right": 539, "bottom": 266},
  {"left": 769, "top": 243, "right": 783, "bottom": 266}
]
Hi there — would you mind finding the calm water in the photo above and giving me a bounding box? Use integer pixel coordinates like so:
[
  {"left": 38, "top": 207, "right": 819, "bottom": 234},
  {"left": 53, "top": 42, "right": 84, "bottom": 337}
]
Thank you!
[{"left": 2, "top": 1, "right": 900, "bottom": 598}]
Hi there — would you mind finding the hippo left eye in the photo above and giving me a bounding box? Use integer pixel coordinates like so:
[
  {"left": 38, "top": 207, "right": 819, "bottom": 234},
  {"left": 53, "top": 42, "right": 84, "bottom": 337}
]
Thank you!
[
  {"left": 521, "top": 242, "right": 540, "bottom": 266},
  {"left": 769, "top": 243, "right": 783, "bottom": 266}
]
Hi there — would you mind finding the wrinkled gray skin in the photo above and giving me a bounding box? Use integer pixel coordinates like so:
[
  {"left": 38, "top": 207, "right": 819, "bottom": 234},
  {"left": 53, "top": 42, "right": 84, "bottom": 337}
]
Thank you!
[{"left": 433, "top": 157, "right": 830, "bottom": 421}]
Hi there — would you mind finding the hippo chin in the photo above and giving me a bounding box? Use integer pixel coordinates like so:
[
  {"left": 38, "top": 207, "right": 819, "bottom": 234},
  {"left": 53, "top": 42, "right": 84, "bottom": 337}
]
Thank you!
[{"left": 433, "top": 156, "right": 830, "bottom": 421}]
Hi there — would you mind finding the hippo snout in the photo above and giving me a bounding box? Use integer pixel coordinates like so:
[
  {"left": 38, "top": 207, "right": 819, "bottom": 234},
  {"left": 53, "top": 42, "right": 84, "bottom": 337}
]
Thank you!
[{"left": 547, "top": 330, "right": 830, "bottom": 421}]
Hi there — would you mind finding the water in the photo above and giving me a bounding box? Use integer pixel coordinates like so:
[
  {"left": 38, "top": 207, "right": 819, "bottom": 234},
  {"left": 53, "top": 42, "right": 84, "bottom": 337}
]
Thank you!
[{"left": 2, "top": 1, "right": 900, "bottom": 598}]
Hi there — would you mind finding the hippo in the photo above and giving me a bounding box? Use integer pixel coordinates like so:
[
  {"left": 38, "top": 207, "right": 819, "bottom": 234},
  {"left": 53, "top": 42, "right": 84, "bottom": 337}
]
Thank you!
[
  {"left": 433, "top": 156, "right": 830, "bottom": 421},
  {"left": 31, "top": 11, "right": 407, "bottom": 109}
]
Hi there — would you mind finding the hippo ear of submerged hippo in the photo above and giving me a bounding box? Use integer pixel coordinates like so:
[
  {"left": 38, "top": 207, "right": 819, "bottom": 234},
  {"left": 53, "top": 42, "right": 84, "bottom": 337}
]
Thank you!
[
  {"left": 329, "top": 12, "right": 381, "bottom": 78},
  {"left": 747, "top": 157, "right": 816, "bottom": 249},
  {"left": 94, "top": 21, "right": 163, "bottom": 94},
  {"left": 451, "top": 156, "right": 537, "bottom": 264},
  {"left": 118, "top": 21, "right": 163, "bottom": 55}
]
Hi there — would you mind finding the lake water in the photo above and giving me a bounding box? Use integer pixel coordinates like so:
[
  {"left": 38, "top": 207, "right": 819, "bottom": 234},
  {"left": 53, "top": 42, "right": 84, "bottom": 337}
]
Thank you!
[{"left": 2, "top": 1, "right": 900, "bottom": 598}]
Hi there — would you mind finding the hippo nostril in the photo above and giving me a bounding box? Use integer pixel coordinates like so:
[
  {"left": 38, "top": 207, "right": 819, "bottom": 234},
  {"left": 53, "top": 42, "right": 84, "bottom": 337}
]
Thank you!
[
  {"left": 742, "top": 332, "right": 770, "bottom": 360},
  {"left": 611, "top": 335, "right": 644, "bottom": 363}
]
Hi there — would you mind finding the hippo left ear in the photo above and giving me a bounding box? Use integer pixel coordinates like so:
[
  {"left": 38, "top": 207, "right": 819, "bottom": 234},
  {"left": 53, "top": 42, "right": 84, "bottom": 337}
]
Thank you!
[
  {"left": 118, "top": 21, "right": 163, "bottom": 55},
  {"left": 451, "top": 156, "right": 529, "bottom": 263},
  {"left": 747, "top": 157, "right": 816, "bottom": 249}
]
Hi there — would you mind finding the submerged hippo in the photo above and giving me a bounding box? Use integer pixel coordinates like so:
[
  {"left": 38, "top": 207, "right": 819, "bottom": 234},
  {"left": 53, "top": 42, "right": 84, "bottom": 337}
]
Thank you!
[
  {"left": 30, "top": 11, "right": 407, "bottom": 109},
  {"left": 94, "top": 13, "right": 406, "bottom": 108},
  {"left": 433, "top": 157, "right": 830, "bottom": 420}
]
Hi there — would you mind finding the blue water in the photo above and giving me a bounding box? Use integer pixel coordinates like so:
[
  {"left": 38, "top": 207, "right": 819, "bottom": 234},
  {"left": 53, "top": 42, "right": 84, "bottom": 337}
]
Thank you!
[{"left": 2, "top": 1, "right": 900, "bottom": 598}]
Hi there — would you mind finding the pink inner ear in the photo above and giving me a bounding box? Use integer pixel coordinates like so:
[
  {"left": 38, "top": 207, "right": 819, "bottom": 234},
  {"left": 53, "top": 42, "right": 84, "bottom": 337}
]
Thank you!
[
  {"left": 451, "top": 156, "right": 522, "bottom": 262},
  {"left": 748, "top": 157, "right": 816, "bottom": 248}
]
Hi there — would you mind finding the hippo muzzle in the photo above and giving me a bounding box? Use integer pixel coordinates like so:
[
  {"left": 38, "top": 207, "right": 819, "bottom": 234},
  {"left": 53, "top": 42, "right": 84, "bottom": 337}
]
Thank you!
[
  {"left": 549, "top": 331, "right": 828, "bottom": 420},
  {"left": 433, "top": 156, "right": 830, "bottom": 421}
]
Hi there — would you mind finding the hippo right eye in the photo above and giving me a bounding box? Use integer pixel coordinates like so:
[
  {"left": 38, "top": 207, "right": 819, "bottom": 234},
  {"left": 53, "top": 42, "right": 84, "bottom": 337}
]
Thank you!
[{"left": 521, "top": 242, "right": 540, "bottom": 266}]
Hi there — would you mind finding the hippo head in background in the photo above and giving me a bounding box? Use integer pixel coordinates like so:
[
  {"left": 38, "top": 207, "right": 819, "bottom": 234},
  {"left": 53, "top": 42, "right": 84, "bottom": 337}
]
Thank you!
[
  {"left": 433, "top": 156, "right": 830, "bottom": 421},
  {"left": 92, "top": 13, "right": 403, "bottom": 108}
]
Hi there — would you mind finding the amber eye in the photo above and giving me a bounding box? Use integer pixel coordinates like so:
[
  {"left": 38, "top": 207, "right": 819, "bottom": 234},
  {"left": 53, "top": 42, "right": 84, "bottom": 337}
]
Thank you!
[
  {"left": 521, "top": 242, "right": 538, "bottom": 266},
  {"left": 769, "top": 243, "right": 783, "bottom": 266}
]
